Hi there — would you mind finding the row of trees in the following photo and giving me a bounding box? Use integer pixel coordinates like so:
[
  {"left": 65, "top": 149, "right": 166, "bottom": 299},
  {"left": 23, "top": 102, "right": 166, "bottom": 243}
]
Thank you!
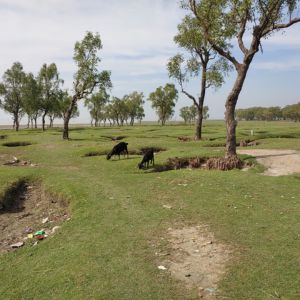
[
  {"left": 236, "top": 103, "right": 300, "bottom": 121},
  {"left": 0, "top": 62, "right": 79, "bottom": 131},
  {"left": 85, "top": 91, "right": 145, "bottom": 126},
  {"left": 180, "top": 105, "right": 209, "bottom": 124}
]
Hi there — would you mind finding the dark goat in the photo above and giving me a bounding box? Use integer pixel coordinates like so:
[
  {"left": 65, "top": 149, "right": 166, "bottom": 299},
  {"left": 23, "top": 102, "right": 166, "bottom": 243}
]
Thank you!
[
  {"left": 138, "top": 148, "right": 154, "bottom": 169},
  {"left": 106, "top": 142, "right": 129, "bottom": 160}
]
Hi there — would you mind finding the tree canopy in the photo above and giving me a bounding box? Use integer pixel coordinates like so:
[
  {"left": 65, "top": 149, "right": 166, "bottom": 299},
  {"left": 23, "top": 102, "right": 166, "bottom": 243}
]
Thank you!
[{"left": 148, "top": 84, "right": 178, "bottom": 125}]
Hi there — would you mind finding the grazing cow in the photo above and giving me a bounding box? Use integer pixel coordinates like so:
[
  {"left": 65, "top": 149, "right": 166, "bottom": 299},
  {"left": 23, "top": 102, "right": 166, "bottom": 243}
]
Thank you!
[
  {"left": 138, "top": 148, "right": 154, "bottom": 169},
  {"left": 106, "top": 142, "right": 129, "bottom": 160}
]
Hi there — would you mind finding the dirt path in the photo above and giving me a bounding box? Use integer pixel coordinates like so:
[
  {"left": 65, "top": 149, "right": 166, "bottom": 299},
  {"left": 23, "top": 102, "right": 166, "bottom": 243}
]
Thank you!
[{"left": 237, "top": 149, "right": 300, "bottom": 176}]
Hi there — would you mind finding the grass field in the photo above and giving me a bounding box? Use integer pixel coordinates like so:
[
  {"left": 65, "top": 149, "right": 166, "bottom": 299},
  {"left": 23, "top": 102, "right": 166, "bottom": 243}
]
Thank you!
[{"left": 0, "top": 120, "right": 300, "bottom": 299}]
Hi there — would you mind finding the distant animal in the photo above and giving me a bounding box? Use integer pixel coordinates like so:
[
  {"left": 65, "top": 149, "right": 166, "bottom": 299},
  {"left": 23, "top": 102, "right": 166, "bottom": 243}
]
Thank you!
[
  {"left": 138, "top": 148, "right": 154, "bottom": 169},
  {"left": 106, "top": 142, "right": 129, "bottom": 160}
]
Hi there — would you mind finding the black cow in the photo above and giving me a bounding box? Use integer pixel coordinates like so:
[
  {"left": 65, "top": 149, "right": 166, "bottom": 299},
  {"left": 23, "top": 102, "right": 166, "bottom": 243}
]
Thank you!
[
  {"left": 138, "top": 148, "right": 154, "bottom": 169},
  {"left": 106, "top": 142, "right": 129, "bottom": 160}
]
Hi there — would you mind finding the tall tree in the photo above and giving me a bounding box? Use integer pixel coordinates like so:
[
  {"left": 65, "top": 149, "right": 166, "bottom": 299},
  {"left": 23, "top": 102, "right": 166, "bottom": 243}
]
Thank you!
[
  {"left": 38, "top": 63, "right": 63, "bottom": 131},
  {"left": 0, "top": 62, "right": 26, "bottom": 131},
  {"left": 56, "top": 91, "right": 79, "bottom": 124},
  {"left": 185, "top": 0, "right": 300, "bottom": 160},
  {"left": 124, "top": 91, "right": 145, "bottom": 126},
  {"left": 84, "top": 89, "right": 109, "bottom": 127},
  {"left": 148, "top": 83, "right": 178, "bottom": 125},
  {"left": 23, "top": 73, "right": 41, "bottom": 128},
  {"left": 168, "top": 13, "right": 231, "bottom": 139},
  {"left": 63, "top": 31, "right": 112, "bottom": 139}
]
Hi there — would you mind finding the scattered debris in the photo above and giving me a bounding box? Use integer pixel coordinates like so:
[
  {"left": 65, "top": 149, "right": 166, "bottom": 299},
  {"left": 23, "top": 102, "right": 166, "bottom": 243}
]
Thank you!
[
  {"left": 51, "top": 226, "right": 61, "bottom": 233},
  {"left": 158, "top": 265, "right": 167, "bottom": 270},
  {"left": 42, "top": 217, "right": 49, "bottom": 224},
  {"left": 10, "top": 241, "right": 24, "bottom": 248},
  {"left": 0, "top": 181, "right": 69, "bottom": 253},
  {"left": 162, "top": 205, "right": 172, "bottom": 209},
  {"left": 3, "top": 156, "right": 37, "bottom": 167}
]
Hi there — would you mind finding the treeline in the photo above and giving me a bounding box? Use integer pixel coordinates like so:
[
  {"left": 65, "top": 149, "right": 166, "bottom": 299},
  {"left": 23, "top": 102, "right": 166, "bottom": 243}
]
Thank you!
[
  {"left": 85, "top": 91, "right": 145, "bottom": 127},
  {"left": 0, "top": 62, "right": 77, "bottom": 131},
  {"left": 180, "top": 105, "right": 209, "bottom": 124},
  {"left": 236, "top": 103, "right": 300, "bottom": 122},
  {"left": 0, "top": 61, "right": 146, "bottom": 130}
]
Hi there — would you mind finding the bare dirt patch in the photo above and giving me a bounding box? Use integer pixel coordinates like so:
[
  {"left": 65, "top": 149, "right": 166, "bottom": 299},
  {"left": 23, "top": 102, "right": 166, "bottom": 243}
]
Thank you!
[
  {"left": 157, "top": 226, "right": 232, "bottom": 299},
  {"left": 237, "top": 149, "right": 300, "bottom": 176},
  {"left": 0, "top": 180, "right": 69, "bottom": 253}
]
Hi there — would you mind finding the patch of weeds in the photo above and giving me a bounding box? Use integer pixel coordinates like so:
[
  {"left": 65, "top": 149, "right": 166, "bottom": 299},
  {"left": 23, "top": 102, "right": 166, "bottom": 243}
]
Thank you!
[{"left": 2, "top": 141, "right": 32, "bottom": 147}]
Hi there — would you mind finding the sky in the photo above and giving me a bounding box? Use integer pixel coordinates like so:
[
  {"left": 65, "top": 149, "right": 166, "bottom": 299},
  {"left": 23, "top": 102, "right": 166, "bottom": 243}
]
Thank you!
[{"left": 0, "top": 0, "right": 300, "bottom": 125}]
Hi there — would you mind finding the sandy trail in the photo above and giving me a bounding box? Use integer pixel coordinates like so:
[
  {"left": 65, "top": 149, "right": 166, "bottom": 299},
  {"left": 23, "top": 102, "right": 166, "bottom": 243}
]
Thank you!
[{"left": 237, "top": 149, "right": 300, "bottom": 176}]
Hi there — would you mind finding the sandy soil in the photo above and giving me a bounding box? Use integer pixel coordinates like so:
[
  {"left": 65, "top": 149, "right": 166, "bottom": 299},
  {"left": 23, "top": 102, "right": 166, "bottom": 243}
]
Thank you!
[
  {"left": 237, "top": 149, "right": 300, "bottom": 176},
  {"left": 157, "top": 226, "right": 232, "bottom": 299}
]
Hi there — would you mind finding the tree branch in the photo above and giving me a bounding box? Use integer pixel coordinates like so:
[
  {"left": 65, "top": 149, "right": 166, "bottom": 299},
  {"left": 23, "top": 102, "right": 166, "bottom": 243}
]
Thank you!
[
  {"left": 181, "top": 89, "right": 199, "bottom": 108},
  {"left": 208, "top": 40, "right": 241, "bottom": 69},
  {"left": 262, "top": 17, "right": 300, "bottom": 36},
  {"left": 237, "top": 16, "right": 248, "bottom": 55}
]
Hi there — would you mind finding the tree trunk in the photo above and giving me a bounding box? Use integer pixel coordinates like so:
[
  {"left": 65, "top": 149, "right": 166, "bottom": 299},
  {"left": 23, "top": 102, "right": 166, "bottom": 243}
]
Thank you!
[
  {"left": 63, "top": 96, "right": 77, "bottom": 140},
  {"left": 14, "top": 115, "right": 19, "bottom": 131},
  {"left": 27, "top": 117, "right": 30, "bottom": 129},
  {"left": 195, "top": 61, "right": 207, "bottom": 140},
  {"left": 195, "top": 105, "right": 203, "bottom": 140},
  {"left": 225, "top": 64, "right": 249, "bottom": 157},
  {"left": 34, "top": 116, "right": 37, "bottom": 128},
  {"left": 49, "top": 116, "right": 54, "bottom": 128},
  {"left": 42, "top": 111, "right": 47, "bottom": 131}
]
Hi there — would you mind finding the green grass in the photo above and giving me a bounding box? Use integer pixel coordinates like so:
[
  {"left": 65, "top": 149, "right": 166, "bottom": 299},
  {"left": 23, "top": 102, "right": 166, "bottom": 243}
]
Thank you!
[{"left": 0, "top": 121, "right": 300, "bottom": 299}]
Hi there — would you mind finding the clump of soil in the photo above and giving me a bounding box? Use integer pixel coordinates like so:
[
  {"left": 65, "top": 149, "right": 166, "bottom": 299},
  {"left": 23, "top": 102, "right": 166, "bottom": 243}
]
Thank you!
[
  {"left": 156, "top": 226, "right": 232, "bottom": 299},
  {"left": 239, "top": 139, "right": 259, "bottom": 147},
  {"left": 3, "top": 141, "right": 32, "bottom": 147},
  {"left": 0, "top": 180, "right": 69, "bottom": 253},
  {"left": 153, "top": 157, "right": 208, "bottom": 172},
  {"left": 206, "top": 156, "right": 243, "bottom": 171},
  {"left": 153, "top": 156, "right": 244, "bottom": 172}
]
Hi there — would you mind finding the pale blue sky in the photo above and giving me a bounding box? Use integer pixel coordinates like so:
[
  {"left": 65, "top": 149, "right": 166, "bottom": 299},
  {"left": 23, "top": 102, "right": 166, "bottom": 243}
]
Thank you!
[{"left": 0, "top": 0, "right": 300, "bottom": 125}]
